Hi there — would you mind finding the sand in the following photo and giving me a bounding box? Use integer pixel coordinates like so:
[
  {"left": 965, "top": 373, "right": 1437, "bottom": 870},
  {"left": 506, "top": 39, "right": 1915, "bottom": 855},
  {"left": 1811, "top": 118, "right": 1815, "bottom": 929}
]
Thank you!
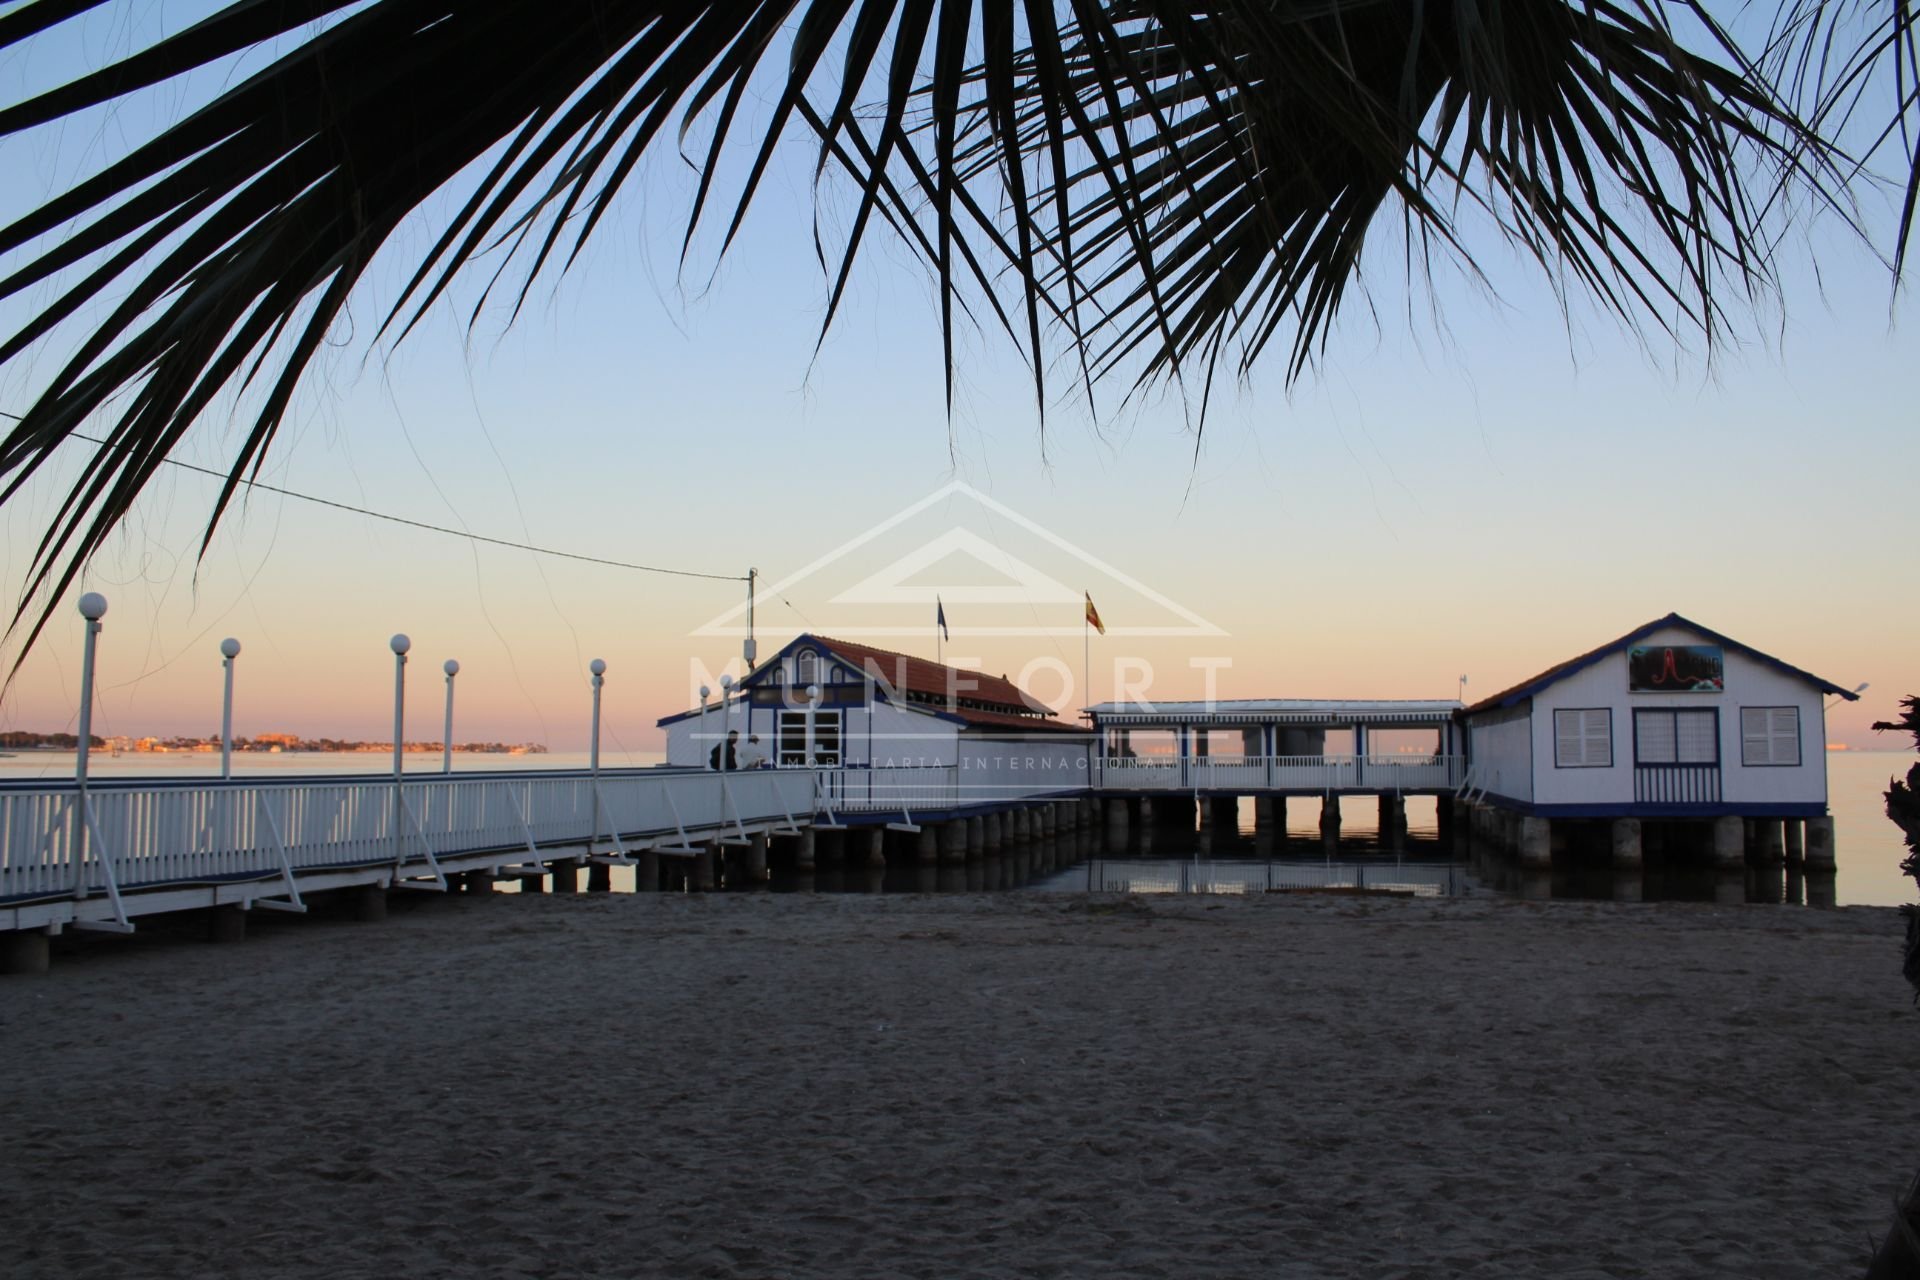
[{"left": 1, "top": 889, "right": 1914, "bottom": 1278}]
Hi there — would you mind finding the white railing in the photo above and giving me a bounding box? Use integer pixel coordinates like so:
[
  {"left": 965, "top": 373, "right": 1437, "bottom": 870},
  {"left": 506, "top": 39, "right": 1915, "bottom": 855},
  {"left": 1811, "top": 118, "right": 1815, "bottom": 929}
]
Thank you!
[
  {"left": 819, "top": 759, "right": 1090, "bottom": 813},
  {"left": 1093, "top": 755, "right": 1463, "bottom": 791},
  {"left": 1362, "top": 755, "right": 1462, "bottom": 791},
  {"left": 1097, "top": 756, "right": 1184, "bottom": 789},
  {"left": 0, "top": 768, "right": 817, "bottom": 909}
]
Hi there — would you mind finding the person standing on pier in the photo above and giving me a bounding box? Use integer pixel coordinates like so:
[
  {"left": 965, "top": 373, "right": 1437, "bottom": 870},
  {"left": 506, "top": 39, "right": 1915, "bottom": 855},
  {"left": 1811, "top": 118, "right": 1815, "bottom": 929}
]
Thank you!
[{"left": 709, "top": 731, "right": 740, "bottom": 772}]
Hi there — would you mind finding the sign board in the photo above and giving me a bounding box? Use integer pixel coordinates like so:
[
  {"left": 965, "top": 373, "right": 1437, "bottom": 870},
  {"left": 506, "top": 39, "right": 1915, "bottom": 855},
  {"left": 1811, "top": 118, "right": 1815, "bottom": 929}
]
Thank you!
[{"left": 1628, "top": 645, "right": 1724, "bottom": 693}]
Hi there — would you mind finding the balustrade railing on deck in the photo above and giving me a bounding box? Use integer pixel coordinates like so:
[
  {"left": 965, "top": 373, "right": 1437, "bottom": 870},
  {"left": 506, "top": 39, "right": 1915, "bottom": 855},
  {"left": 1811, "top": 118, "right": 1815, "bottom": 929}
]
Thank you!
[
  {"left": 1094, "top": 755, "right": 1461, "bottom": 792},
  {"left": 818, "top": 760, "right": 1090, "bottom": 813},
  {"left": 0, "top": 768, "right": 817, "bottom": 909}
]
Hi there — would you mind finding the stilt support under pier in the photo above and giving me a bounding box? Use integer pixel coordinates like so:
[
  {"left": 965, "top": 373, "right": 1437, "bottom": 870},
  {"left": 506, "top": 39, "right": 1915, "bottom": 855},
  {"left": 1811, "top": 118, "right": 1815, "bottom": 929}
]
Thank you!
[
  {"left": 1711, "top": 816, "right": 1746, "bottom": 869},
  {"left": 938, "top": 820, "right": 966, "bottom": 865},
  {"left": 1518, "top": 816, "right": 1552, "bottom": 869},
  {"left": 352, "top": 884, "right": 388, "bottom": 922},
  {"left": 208, "top": 904, "right": 247, "bottom": 944},
  {"left": 1804, "top": 816, "right": 1836, "bottom": 870},
  {"left": 1611, "top": 818, "right": 1642, "bottom": 868},
  {"left": 3, "top": 930, "right": 50, "bottom": 975},
  {"left": 1759, "top": 821, "right": 1786, "bottom": 865}
]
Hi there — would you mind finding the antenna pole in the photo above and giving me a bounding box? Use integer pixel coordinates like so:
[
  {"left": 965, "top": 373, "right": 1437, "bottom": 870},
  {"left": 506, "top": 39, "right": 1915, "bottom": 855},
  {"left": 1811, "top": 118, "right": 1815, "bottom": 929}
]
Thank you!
[{"left": 745, "top": 568, "right": 758, "bottom": 668}]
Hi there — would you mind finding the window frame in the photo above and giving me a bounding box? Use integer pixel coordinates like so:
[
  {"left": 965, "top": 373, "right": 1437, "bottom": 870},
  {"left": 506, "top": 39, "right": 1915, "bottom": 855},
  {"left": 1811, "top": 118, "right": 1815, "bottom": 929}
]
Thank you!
[
  {"left": 775, "top": 708, "right": 842, "bottom": 767},
  {"left": 1740, "top": 706, "right": 1802, "bottom": 768},
  {"left": 1551, "top": 707, "right": 1613, "bottom": 769},
  {"left": 1632, "top": 708, "right": 1721, "bottom": 766}
]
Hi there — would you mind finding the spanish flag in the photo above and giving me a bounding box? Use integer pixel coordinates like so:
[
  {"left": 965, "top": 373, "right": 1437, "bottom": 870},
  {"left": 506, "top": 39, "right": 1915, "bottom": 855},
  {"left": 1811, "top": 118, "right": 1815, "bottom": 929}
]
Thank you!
[{"left": 1084, "top": 591, "right": 1106, "bottom": 636}]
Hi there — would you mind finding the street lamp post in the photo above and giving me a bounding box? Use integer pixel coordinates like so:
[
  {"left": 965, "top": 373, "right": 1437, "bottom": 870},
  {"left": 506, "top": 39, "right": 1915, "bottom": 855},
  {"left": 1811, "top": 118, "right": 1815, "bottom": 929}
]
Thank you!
[
  {"left": 390, "top": 633, "right": 410, "bottom": 865},
  {"left": 442, "top": 659, "right": 460, "bottom": 774},
  {"left": 698, "top": 684, "right": 711, "bottom": 770},
  {"left": 73, "top": 592, "right": 108, "bottom": 896},
  {"left": 589, "top": 659, "right": 606, "bottom": 855},
  {"left": 220, "top": 638, "right": 241, "bottom": 780},
  {"left": 719, "top": 673, "right": 735, "bottom": 770}
]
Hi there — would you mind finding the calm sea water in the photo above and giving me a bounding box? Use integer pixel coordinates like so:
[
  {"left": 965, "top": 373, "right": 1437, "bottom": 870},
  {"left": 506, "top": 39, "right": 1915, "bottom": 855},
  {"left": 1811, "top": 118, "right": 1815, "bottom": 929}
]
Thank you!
[{"left": 3, "top": 749, "right": 1912, "bottom": 906}]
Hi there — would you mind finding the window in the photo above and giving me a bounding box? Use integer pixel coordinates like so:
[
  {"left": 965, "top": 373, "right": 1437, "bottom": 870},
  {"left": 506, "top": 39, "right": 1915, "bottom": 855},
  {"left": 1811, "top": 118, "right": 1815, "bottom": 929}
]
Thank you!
[
  {"left": 811, "top": 713, "right": 841, "bottom": 766},
  {"left": 795, "top": 649, "right": 817, "bottom": 686},
  {"left": 1634, "top": 709, "right": 1718, "bottom": 765},
  {"left": 1553, "top": 709, "right": 1612, "bottom": 767},
  {"left": 776, "top": 709, "right": 841, "bottom": 766},
  {"left": 1741, "top": 707, "right": 1801, "bottom": 767}
]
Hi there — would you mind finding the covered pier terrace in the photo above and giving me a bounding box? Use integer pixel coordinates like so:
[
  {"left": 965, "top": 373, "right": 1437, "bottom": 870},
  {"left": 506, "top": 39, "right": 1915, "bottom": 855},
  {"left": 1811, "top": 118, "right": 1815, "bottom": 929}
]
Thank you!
[{"left": 1086, "top": 698, "right": 1465, "bottom": 848}]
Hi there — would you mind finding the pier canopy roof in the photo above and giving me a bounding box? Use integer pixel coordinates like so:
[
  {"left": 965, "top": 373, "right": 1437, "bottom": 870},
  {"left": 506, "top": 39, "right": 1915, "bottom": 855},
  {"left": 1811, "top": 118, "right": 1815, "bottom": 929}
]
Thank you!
[{"left": 1087, "top": 699, "right": 1459, "bottom": 728}]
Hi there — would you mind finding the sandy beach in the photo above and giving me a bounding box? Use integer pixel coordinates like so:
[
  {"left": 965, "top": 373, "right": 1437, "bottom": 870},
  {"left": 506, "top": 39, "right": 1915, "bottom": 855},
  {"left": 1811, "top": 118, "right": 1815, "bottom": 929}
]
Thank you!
[{"left": 2, "top": 890, "right": 1913, "bottom": 1277}]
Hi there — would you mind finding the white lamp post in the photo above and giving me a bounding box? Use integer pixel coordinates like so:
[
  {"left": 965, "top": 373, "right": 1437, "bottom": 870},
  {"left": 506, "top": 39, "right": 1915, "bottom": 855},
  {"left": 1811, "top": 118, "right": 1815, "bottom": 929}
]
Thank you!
[
  {"left": 74, "top": 592, "right": 107, "bottom": 895},
  {"left": 588, "top": 659, "right": 607, "bottom": 855},
  {"left": 220, "top": 638, "right": 241, "bottom": 780},
  {"left": 698, "top": 684, "right": 711, "bottom": 769},
  {"left": 390, "top": 633, "right": 410, "bottom": 865},
  {"left": 589, "top": 659, "right": 607, "bottom": 775},
  {"left": 719, "top": 673, "right": 735, "bottom": 771},
  {"left": 442, "top": 659, "right": 460, "bottom": 774}
]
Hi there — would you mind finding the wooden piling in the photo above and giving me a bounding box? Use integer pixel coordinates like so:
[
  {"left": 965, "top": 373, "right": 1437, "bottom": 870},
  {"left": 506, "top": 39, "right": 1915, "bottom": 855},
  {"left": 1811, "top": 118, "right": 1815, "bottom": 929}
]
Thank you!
[
  {"left": 2, "top": 929, "right": 50, "bottom": 974},
  {"left": 351, "top": 884, "right": 388, "bottom": 922},
  {"left": 207, "top": 904, "right": 247, "bottom": 944}
]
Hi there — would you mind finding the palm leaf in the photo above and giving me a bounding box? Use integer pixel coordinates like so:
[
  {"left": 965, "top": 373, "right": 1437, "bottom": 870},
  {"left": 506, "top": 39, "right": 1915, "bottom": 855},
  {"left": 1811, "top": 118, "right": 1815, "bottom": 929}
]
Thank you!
[{"left": 0, "top": 0, "right": 1837, "bottom": 661}]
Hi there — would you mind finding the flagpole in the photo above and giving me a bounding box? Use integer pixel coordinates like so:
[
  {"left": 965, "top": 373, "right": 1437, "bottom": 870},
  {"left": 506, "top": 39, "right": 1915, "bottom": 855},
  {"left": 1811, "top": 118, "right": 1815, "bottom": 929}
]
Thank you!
[{"left": 1083, "top": 597, "right": 1091, "bottom": 718}]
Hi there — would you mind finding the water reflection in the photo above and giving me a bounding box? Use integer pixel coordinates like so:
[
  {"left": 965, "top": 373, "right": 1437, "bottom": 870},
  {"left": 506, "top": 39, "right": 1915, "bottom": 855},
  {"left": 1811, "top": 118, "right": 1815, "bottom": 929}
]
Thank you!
[{"left": 532, "top": 793, "right": 1841, "bottom": 905}]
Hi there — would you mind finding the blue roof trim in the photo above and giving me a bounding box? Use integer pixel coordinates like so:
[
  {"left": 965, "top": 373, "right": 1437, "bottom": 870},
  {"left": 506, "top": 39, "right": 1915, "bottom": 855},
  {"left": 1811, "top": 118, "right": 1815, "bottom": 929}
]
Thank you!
[{"left": 1468, "top": 613, "right": 1857, "bottom": 713}]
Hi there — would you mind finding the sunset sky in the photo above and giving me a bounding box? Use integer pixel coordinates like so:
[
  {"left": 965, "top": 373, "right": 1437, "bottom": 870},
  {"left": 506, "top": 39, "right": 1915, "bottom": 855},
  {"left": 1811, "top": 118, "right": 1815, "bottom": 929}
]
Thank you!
[{"left": 0, "top": 8, "right": 1913, "bottom": 755}]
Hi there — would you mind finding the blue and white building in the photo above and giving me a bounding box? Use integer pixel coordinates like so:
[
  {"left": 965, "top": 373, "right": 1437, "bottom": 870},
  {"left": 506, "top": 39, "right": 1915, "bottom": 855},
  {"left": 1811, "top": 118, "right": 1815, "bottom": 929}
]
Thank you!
[{"left": 1459, "top": 614, "right": 1858, "bottom": 866}]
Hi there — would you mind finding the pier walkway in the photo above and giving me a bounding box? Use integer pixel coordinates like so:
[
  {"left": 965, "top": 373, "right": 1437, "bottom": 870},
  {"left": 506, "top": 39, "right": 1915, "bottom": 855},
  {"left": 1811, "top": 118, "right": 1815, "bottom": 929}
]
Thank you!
[{"left": 0, "top": 765, "right": 1089, "bottom": 948}]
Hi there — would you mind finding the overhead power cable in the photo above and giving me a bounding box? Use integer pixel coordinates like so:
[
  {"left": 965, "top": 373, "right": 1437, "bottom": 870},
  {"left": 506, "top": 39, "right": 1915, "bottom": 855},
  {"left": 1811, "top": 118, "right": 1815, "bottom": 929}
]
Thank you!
[{"left": 0, "top": 412, "right": 747, "bottom": 583}]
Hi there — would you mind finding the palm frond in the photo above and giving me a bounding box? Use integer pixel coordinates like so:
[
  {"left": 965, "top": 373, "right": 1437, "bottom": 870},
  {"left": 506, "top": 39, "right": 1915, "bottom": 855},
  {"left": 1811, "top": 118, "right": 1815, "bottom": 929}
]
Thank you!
[{"left": 0, "top": 0, "right": 1836, "bottom": 661}]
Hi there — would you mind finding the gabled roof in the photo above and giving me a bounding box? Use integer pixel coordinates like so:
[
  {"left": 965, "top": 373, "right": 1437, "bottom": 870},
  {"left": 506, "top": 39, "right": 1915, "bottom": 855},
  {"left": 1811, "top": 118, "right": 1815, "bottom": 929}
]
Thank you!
[
  {"left": 807, "top": 635, "right": 1037, "bottom": 710},
  {"left": 658, "top": 633, "right": 1084, "bottom": 734},
  {"left": 1463, "top": 613, "right": 1859, "bottom": 715}
]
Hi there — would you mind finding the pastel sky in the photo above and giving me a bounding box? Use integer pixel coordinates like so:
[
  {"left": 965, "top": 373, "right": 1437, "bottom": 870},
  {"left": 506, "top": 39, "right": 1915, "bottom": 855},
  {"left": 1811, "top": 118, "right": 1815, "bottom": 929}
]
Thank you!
[{"left": 0, "top": 8, "right": 1913, "bottom": 753}]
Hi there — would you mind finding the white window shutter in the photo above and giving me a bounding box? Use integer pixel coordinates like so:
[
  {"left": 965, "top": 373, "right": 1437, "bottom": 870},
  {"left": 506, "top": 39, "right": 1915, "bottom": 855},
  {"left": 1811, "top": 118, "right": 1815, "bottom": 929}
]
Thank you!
[
  {"left": 1770, "top": 708, "right": 1800, "bottom": 766},
  {"left": 1582, "top": 710, "right": 1611, "bottom": 767},
  {"left": 1555, "top": 711, "right": 1583, "bottom": 766},
  {"left": 1741, "top": 708, "right": 1771, "bottom": 765}
]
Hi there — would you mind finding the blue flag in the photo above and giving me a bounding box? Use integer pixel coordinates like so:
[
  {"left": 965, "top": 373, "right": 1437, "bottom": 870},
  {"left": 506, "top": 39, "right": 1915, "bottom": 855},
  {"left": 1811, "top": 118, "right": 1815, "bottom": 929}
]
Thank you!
[{"left": 936, "top": 597, "right": 949, "bottom": 642}]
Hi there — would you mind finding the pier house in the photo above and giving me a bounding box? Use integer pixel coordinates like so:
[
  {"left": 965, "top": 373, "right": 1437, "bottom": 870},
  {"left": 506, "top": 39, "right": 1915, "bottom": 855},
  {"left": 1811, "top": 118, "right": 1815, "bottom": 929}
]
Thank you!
[
  {"left": 660, "top": 635, "right": 1091, "bottom": 826},
  {"left": 1458, "top": 614, "right": 1859, "bottom": 870}
]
